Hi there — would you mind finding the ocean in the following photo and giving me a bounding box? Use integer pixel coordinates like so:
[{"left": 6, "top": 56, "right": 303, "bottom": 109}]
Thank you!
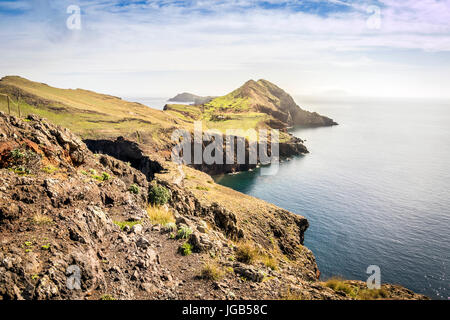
[{"left": 213, "top": 98, "right": 450, "bottom": 300}]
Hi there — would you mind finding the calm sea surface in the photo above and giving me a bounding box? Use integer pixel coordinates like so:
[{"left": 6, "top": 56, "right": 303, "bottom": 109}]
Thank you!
[{"left": 214, "top": 98, "right": 450, "bottom": 300}]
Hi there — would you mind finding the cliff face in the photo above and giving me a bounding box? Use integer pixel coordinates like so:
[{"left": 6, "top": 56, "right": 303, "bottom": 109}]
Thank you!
[
  {"left": 0, "top": 76, "right": 331, "bottom": 176},
  {"left": 0, "top": 113, "right": 428, "bottom": 300},
  {"left": 0, "top": 112, "right": 317, "bottom": 300}
]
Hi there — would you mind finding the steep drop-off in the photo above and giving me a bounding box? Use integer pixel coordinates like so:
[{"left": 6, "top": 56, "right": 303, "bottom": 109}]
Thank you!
[{"left": 0, "top": 113, "right": 426, "bottom": 300}]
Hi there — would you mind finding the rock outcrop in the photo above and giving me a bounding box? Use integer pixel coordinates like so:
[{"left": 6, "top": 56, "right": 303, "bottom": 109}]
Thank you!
[{"left": 0, "top": 113, "right": 427, "bottom": 300}]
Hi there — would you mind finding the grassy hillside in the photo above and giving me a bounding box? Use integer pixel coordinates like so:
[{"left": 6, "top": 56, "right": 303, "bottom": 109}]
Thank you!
[
  {"left": 0, "top": 76, "right": 313, "bottom": 148},
  {"left": 0, "top": 76, "right": 187, "bottom": 148}
]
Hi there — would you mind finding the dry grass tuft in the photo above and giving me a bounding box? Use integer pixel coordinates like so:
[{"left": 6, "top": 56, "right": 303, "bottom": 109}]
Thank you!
[
  {"left": 32, "top": 214, "right": 53, "bottom": 225},
  {"left": 147, "top": 205, "right": 175, "bottom": 225},
  {"left": 200, "top": 262, "right": 224, "bottom": 281},
  {"left": 236, "top": 241, "right": 260, "bottom": 264}
]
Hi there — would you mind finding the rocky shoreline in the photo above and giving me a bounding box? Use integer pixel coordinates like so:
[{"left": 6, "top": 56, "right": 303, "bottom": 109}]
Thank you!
[{"left": 0, "top": 113, "right": 428, "bottom": 300}]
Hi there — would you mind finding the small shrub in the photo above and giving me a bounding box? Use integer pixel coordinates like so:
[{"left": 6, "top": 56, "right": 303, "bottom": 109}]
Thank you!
[
  {"left": 179, "top": 242, "right": 193, "bottom": 256},
  {"left": 128, "top": 184, "right": 140, "bottom": 194},
  {"left": 92, "top": 172, "right": 110, "bottom": 182},
  {"left": 41, "top": 244, "right": 51, "bottom": 250},
  {"left": 24, "top": 241, "right": 33, "bottom": 247},
  {"left": 200, "top": 262, "right": 224, "bottom": 281},
  {"left": 113, "top": 220, "right": 140, "bottom": 231},
  {"left": 41, "top": 165, "right": 58, "bottom": 174},
  {"left": 195, "top": 185, "right": 210, "bottom": 191},
  {"left": 101, "top": 172, "right": 111, "bottom": 181},
  {"left": 147, "top": 205, "right": 175, "bottom": 225},
  {"left": 236, "top": 242, "right": 259, "bottom": 264},
  {"left": 148, "top": 184, "right": 170, "bottom": 206},
  {"left": 100, "top": 294, "right": 115, "bottom": 301},
  {"left": 164, "top": 222, "right": 177, "bottom": 233},
  {"left": 177, "top": 226, "right": 193, "bottom": 239},
  {"left": 11, "top": 149, "right": 25, "bottom": 159}
]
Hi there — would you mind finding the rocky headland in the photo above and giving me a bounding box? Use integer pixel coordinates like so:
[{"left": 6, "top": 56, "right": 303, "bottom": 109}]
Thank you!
[
  {"left": 0, "top": 76, "right": 427, "bottom": 300},
  {"left": 0, "top": 113, "right": 427, "bottom": 300}
]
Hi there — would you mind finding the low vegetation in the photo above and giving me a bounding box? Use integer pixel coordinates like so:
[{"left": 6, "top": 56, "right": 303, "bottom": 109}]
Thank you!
[
  {"left": 177, "top": 226, "right": 193, "bottom": 240},
  {"left": 164, "top": 222, "right": 177, "bottom": 233},
  {"left": 32, "top": 214, "right": 53, "bottom": 225},
  {"left": 148, "top": 184, "right": 170, "bottom": 206},
  {"left": 235, "top": 241, "right": 279, "bottom": 270},
  {"left": 200, "top": 262, "right": 224, "bottom": 281},
  {"left": 235, "top": 241, "right": 260, "bottom": 264},
  {"left": 41, "top": 165, "right": 58, "bottom": 174},
  {"left": 179, "top": 242, "right": 193, "bottom": 256},
  {"left": 147, "top": 205, "right": 175, "bottom": 225},
  {"left": 128, "top": 184, "right": 140, "bottom": 194},
  {"left": 113, "top": 220, "right": 141, "bottom": 231},
  {"left": 261, "top": 255, "right": 278, "bottom": 271},
  {"left": 323, "top": 278, "right": 389, "bottom": 300}
]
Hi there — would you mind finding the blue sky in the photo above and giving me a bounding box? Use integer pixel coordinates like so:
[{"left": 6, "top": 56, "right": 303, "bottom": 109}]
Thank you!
[{"left": 0, "top": 0, "right": 449, "bottom": 99}]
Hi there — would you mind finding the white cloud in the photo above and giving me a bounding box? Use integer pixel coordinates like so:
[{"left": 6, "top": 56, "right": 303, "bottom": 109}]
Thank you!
[{"left": 0, "top": 0, "right": 449, "bottom": 99}]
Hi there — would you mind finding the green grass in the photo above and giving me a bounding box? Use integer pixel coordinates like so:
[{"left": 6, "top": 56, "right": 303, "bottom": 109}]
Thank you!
[
  {"left": 0, "top": 76, "right": 191, "bottom": 145},
  {"left": 100, "top": 294, "right": 115, "bottom": 301},
  {"left": 128, "top": 184, "right": 140, "bottom": 194},
  {"left": 113, "top": 220, "right": 141, "bottom": 231},
  {"left": 324, "top": 278, "right": 356, "bottom": 296},
  {"left": 323, "top": 278, "right": 388, "bottom": 299},
  {"left": 204, "top": 91, "right": 251, "bottom": 113},
  {"left": 148, "top": 184, "right": 170, "bottom": 206},
  {"left": 179, "top": 242, "right": 193, "bottom": 256},
  {"left": 177, "top": 226, "right": 193, "bottom": 240},
  {"left": 195, "top": 185, "right": 210, "bottom": 191},
  {"left": 41, "top": 165, "right": 58, "bottom": 174}
]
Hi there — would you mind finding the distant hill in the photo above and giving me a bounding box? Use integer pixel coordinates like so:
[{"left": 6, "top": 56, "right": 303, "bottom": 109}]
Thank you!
[
  {"left": 168, "top": 92, "right": 216, "bottom": 105},
  {"left": 0, "top": 75, "right": 188, "bottom": 153},
  {"left": 165, "top": 79, "right": 337, "bottom": 140},
  {"left": 0, "top": 76, "right": 336, "bottom": 168},
  {"left": 204, "top": 79, "right": 337, "bottom": 127}
]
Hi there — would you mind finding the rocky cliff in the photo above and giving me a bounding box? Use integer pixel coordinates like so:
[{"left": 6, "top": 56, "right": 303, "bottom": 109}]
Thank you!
[
  {"left": 202, "top": 79, "right": 338, "bottom": 127},
  {"left": 0, "top": 113, "right": 427, "bottom": 300}
]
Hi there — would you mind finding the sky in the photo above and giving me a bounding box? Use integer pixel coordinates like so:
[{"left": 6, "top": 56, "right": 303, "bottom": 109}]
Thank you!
[{"left": 0, "top": 0, "right": 450, "bottom": 100}]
